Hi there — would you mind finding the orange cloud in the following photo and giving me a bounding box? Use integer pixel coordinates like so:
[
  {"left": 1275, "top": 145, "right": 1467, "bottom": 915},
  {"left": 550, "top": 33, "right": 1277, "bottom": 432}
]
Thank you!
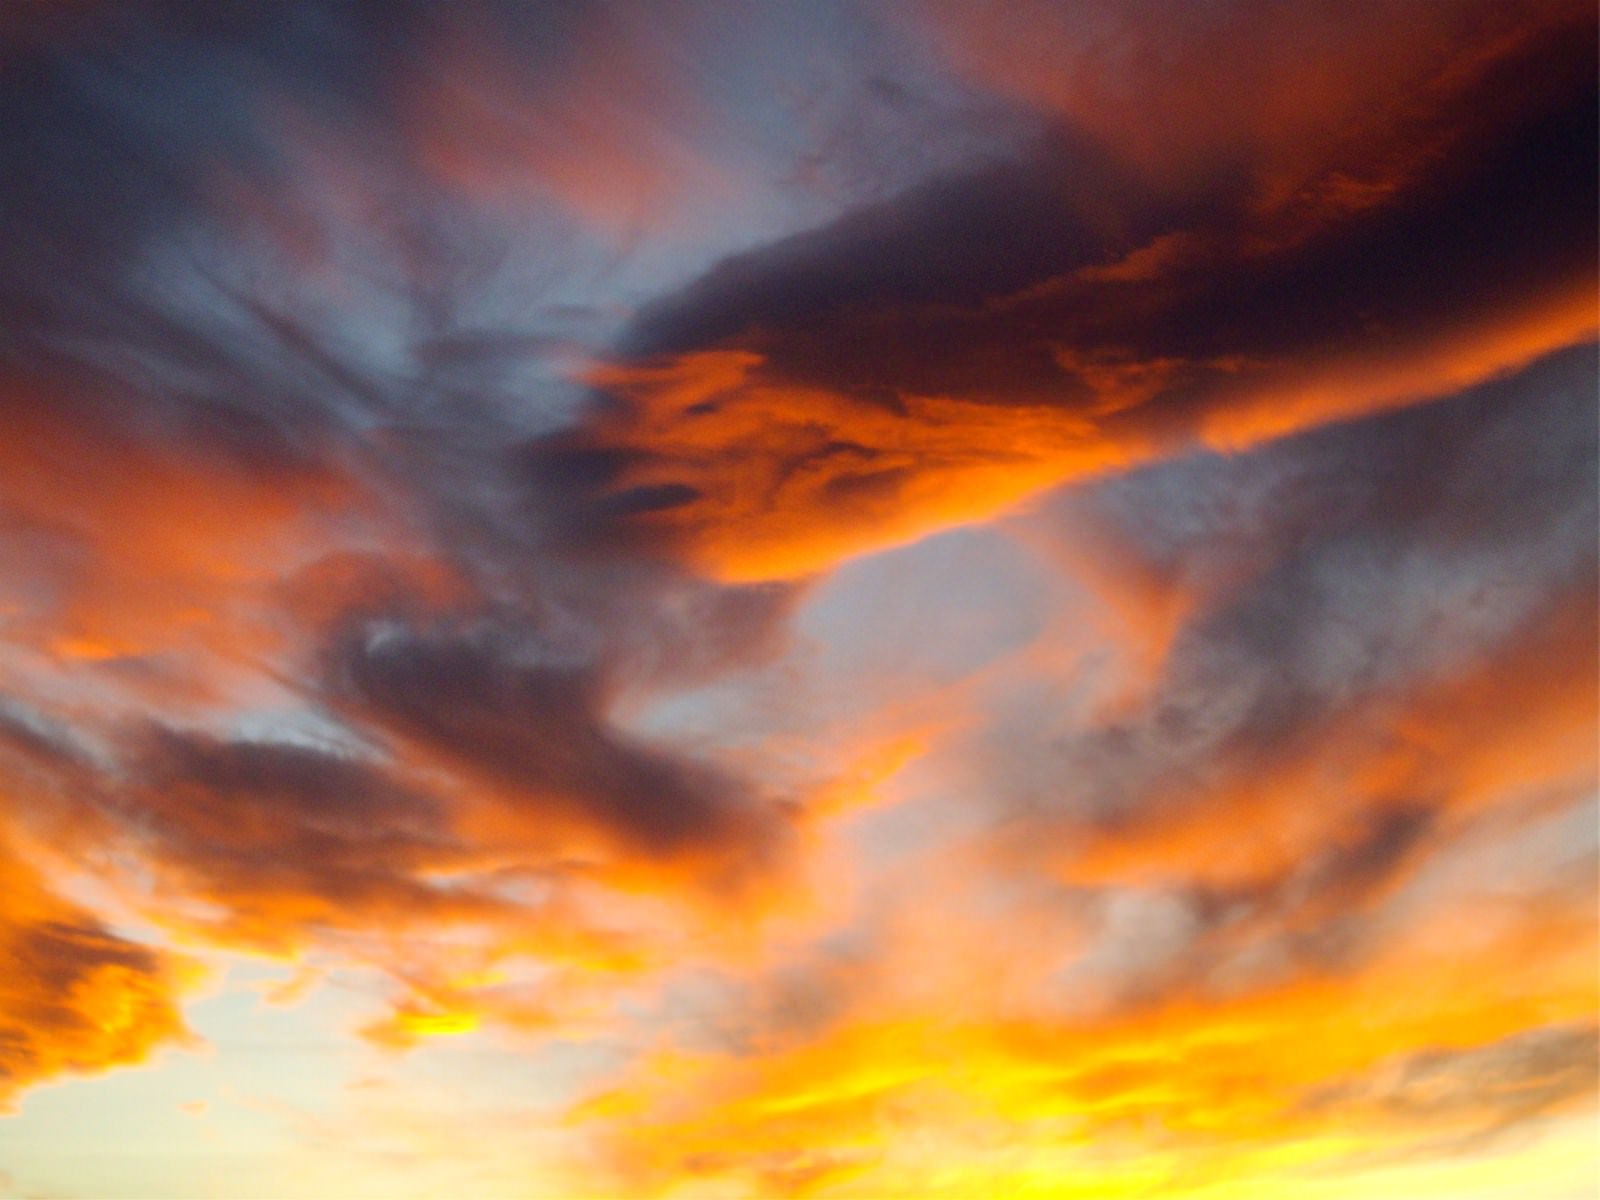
[
  {"left": 559, "top": 349, "right": 1142, "bottom": 581},
  {"left": 528, "top": 336, "right": 1598, "bottom": 1195},
  {"left": 556, "top": 321, "right": 1594, "bottom": 588},
  {"left": 561, "top": 803, "right": 1596, "bottom": 1198},
  {"left": 0, "top": 839, "right": 193, "bottom": 1110},
  {"left": 0, "top": 387, "right": 368, "bottom": 697},
  {"left": 536, "top": 11, "right": 1595, "bottom": 584}
]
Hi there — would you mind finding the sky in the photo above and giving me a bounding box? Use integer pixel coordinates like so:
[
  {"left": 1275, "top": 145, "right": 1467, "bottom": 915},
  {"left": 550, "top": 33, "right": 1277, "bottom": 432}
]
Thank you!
[{"left": 0, "top": 2, "right": 1596, "bottom": 1197}]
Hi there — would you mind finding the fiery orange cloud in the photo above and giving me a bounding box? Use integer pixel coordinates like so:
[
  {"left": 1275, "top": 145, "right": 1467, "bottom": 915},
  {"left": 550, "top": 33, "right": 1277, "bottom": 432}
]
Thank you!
[
  {"left": 0, "top": 839, "right": 193, "bottom": 1110},
  {"left": 536, "top": 9, "right": 1595, "bottom": 585},
  {"left": 562, "top": 349, "right": 1144, "bottom": 581},
  {"left": 565, "top": 965, "right": 1595, "bottom": 1197},
  {"left": 1196, "top": 280, "right": 1600, "bottom": 452},
  {"left": 559, "top": 302, "right": 1593, "bottom": 585}
]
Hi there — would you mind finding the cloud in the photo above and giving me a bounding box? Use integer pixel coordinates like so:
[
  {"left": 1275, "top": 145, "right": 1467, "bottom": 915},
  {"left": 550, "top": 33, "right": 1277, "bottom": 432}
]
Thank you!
[
  {"left": 0, "top": 698, "right": 88, "bottom": 772},
  {"left": 0, "top": 5, "right": 1592, "bottom": 1193},
  {"left": 907, "top": 0, "right": 1590, "bottom": 194},
  {"left": 0, "top": 841, "right": 192, "bottom": 1110},
  {"left": 0, "top": 706, "right": 712, "bottom": 1048},
  {"left": 397, "top": 2, "right": 743, "bottom": 234},
  {"left": 1301, "top": 1023, "right": 1600, "bottom": 1158},
  {"left": 0, "top": 389, "right": 360, "bottom": 684},
  {"left": 507, "top": 332, "right": 1595, "bottom": 1193},
  {"left": 532, "top": 11, "right": 1596, "bottom": 580},
  {"left": 971, "top": 345, "right": 1597, "bottom": 885},
  {"left": 324, "top": 617, "right": 777, "bottom": 861},
  {"left": 566, "top": 825, "right": 1596, "bottom": 1197},
  {"left": 109, "top": 726, "right": 497, "bottom": 952},
  {"left": 619, "top": 121, "right": 1155, "bottom": 360},
  {"left": 520, "top": 335, "right": 1600, "bottom": 1193},
  {"left": 0, "top": 3, "right": 826, "bottom": 1067}
]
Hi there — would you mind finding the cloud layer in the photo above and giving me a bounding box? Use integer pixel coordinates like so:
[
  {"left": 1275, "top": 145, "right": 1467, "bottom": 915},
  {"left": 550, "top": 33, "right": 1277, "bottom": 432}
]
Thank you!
[{"left": 0, "top": 4, "right": 1593, "bottom": 1198}]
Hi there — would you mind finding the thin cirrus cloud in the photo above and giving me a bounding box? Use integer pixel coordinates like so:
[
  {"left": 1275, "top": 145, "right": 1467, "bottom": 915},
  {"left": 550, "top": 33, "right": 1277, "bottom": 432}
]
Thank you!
[{"left": 0, "top": 3, "right": 1593, "bottom": 1198}]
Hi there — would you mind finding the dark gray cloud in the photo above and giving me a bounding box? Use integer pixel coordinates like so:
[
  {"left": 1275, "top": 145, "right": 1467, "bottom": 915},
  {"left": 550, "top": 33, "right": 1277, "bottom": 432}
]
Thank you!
[
  {"left": 0, "top": 0, "right": 811, "bottom": 960},
  {"left": 615, "top": 15, "right": 1594, "bottom": 410},
  {"left": 0, "top": 3, "right": 808, "bottom": 803},
  {"left": 0, "top": 697, "right": 87, "bottom": 771},
  {"left": 622, "top": 120, "right": 1170, "bottom": 362},
  {"left": 325, "top": 617, "right": 774, "bottom": 856},
  {"left": 109, "top": 726, "right": 492, "bottom": 944},
  {"left": 0, "top": 0, "right": 602, "bottom": 504},
  {"left": 137, "top": 726, "right": 443, "bottom": 840}
]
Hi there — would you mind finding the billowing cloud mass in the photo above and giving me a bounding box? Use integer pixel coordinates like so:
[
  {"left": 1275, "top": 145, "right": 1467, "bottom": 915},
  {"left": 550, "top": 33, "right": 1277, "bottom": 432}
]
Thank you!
[{"left": 0, "top": 4, "right": 1593, "bottom": 1198}]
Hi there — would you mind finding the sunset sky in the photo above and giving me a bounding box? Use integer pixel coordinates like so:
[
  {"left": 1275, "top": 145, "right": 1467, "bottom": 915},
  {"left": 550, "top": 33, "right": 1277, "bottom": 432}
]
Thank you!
[{"left": 0, "top": 3, "right": 1596, "bottom": 1197}]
